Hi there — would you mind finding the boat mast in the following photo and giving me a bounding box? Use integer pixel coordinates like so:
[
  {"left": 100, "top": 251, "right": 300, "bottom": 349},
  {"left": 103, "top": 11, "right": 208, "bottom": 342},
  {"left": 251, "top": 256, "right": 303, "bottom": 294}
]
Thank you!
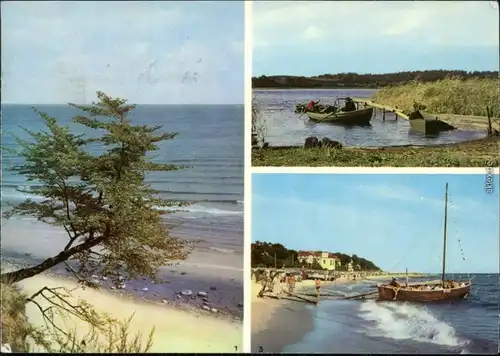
[{"left": 441, "top": 183, "right": 449, "bottom": 285}]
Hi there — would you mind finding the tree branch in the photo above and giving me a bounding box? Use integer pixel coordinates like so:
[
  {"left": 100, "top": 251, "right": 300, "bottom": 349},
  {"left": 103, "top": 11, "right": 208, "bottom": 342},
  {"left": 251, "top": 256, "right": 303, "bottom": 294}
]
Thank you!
[{"left": 1, "top": 234, "right": 107, "bottom": 284}]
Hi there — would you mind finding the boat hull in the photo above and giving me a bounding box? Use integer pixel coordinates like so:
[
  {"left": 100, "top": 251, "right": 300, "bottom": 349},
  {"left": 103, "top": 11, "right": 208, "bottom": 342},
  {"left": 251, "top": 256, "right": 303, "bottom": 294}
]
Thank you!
[
  {"left": 408, "top": 111, "right": 455, "bottom": 135},
  {"left": 377, "top": 282, "right": 471, "bottom": 302},
  {"left": 307, "top": 107, "right": 373, "bottom": 125}
]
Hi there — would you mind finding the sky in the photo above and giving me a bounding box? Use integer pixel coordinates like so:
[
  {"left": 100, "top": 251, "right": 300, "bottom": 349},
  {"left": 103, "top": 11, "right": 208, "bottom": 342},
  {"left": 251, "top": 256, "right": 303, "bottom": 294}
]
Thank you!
[
  {"left": 1, "top": 1, "right": 243, "bottom": 104},
  {"left": 252, "top": 174, "right": 499, "bottom": 274},
  {"left": 252, "top": 1, "right": 500, "bottom": 76}
]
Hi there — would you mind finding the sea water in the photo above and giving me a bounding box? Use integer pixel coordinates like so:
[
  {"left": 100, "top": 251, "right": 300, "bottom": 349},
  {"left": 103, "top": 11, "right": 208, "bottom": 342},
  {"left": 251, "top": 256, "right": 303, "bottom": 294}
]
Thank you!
[{"left": 284, "top": 274, "right": 499, "bottom": 354}]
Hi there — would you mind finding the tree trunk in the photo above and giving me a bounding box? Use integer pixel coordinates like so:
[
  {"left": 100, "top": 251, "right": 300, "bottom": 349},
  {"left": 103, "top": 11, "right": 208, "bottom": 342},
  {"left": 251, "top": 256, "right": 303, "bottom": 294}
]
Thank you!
[{"left": 0, "top": 236, "right": 105, "bottom": 285}]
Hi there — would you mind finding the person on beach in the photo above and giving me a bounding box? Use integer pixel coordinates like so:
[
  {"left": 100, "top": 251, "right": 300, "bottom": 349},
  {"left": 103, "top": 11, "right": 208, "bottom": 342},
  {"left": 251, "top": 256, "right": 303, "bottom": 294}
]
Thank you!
[
  {"left": 289, "top": 274, "right": 296, "bottom": 293},
  {"left": 315, "top": 278, "right": 321, "bottom": 298}
]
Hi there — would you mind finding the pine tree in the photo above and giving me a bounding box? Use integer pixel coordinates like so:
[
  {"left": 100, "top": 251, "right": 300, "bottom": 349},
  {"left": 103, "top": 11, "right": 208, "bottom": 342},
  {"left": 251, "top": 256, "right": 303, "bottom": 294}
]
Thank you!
[{"left": 1, "top": 92, "right": 192, "bottom": 285}]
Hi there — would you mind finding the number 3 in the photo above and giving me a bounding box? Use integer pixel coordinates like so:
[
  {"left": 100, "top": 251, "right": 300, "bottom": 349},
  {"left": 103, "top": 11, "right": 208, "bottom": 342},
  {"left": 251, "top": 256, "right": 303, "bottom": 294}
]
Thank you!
[{"left": 259, "top": 346, "right": 264, "bottom": 353}]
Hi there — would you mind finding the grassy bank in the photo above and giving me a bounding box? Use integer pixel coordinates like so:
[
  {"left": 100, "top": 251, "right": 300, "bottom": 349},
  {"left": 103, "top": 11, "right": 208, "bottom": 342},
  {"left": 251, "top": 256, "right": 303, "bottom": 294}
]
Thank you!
[
  {"left": 372, "top": 78, "right": 500, "bottom": 117},
  {"left": 252, "top": 136, "right": 499, "bottom": 167}
]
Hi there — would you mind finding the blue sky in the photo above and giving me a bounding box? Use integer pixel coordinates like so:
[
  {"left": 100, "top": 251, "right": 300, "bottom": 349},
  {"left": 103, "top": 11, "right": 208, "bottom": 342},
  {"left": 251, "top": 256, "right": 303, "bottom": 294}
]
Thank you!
[
  {"left": 1, "top": 1, "right": 243, "bottom": 104},
  {"left": 252, "top": 174, "right": 499, "bottom": 274},
  {"left": 252, "top": 1, "right": 499, "bottom": 76}
]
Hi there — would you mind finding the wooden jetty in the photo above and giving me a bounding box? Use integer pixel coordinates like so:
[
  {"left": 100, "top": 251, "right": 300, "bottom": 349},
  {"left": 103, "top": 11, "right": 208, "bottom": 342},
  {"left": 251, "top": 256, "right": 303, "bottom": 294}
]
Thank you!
[
  {"left": 351, "top": 97, "right": 455, "bottom": 134},
  {"left": 351, "top": 97, "right": 499, "bottom": 135},
  {"left": 351, "top": 97, "right": 409, "bottom": 120}
]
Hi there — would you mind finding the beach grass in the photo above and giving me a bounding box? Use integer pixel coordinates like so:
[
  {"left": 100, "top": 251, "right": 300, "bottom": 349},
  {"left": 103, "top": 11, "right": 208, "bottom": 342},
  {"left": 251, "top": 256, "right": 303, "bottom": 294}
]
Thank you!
[
  {"left": 372, "top": 78, "right": 500, "bottom": 117},
  {"left": 252, "top": 136, "right": 499, "bottom": 167},
  {"left": 1, "top": 283, "right": 32, "bottom": 352}
]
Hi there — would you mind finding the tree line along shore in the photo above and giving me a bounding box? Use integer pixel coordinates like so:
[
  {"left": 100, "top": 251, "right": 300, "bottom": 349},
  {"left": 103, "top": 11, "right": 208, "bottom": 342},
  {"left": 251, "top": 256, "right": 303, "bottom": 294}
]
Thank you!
[
  {"left": 252, "top": 70, "right": 497, "bottom": 90},
  {"left": 252, "top": 73, "right": 499, "bottom": 167}
]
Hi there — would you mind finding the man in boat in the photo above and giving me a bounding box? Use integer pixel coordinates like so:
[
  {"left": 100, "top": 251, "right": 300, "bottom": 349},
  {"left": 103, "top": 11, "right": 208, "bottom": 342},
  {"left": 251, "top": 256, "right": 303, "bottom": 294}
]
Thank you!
[
  {"left": 306, "top": 99, "right": 320, "bottom": 112},
  {"left": 389, "top": 277, "right": 401, "bottom": 288},
  {"left": 342, "top": 97, "right": 356, "bottom": 112}
]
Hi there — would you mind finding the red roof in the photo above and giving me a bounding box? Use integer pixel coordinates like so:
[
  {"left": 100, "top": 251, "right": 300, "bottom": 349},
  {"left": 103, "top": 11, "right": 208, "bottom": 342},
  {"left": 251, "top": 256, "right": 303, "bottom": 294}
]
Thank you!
[
  {"left": 298, "top": 251, "right": 340, "bottom": 259},
  {"left": 298, "top": 251, "right": 314, "bottom": 257}
]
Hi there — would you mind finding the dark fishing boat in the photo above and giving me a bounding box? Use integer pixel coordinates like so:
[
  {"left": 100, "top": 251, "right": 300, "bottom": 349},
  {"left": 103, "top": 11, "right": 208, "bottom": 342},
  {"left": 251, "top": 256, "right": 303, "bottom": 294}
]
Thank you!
[
  {"left": 305, "top": 97, "right": 373, "bottom": 125},
  {"left": 377, "top": 183, "right": 472, "bottom": 302}
]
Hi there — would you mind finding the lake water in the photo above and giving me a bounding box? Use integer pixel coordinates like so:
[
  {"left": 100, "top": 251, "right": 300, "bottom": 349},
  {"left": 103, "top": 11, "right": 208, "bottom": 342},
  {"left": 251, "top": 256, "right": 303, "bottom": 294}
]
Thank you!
[
  {"left": 1, "top": 104, "right": 244, "bottom": 261},
  {"left": 285, "top": 274, "right": 499, "bottom": 354},
  {"left": 253, "top": 89, "right": 487, "bottom": 147}
]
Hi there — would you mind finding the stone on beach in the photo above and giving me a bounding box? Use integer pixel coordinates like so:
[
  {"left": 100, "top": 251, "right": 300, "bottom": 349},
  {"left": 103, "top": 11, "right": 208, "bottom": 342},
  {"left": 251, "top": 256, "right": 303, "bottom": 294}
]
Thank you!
[
  {"left": 181, "top": 289, "right": 192, "bottom": 296},
  {"left": 198, "top": 291, "right": 207, "bottom": 297},
  {"left": 142, "top": 287, "right": 149, "bottom": 292},
  {"left": 202, "top": 305, "right": 211, "bottom": 311},
  {"left": 211, "top": 308, "right": 218, "bottom": 313}
]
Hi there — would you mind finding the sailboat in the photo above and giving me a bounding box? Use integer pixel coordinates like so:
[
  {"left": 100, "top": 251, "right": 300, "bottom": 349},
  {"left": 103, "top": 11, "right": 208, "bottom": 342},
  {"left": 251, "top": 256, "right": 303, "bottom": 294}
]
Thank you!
[{"left": 377, "top": 183, "right": 472, "bottom": 302}]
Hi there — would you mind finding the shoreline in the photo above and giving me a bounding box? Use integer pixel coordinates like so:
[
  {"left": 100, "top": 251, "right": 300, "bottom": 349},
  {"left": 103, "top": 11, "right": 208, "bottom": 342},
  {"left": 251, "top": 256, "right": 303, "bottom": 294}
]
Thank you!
[
  {"left": 1, "top": 216, "right": 244, "bottom": 319},
  {"left": 250, "top": 271, "right": 434, "bottom": 352},
  {"left": 2, "top": 254, "right": 243, "bottom": 320},
  {"left": 3, "top": 262, "right": 242, "bottom": 353},
  {"left": 251, "top": 276, "right": 362, "bottom": 353},
  {"left": 252, "top": 136, "right": 499, "bottom": 167},
  {"left": 251, "top": 280, "right": 315, "bottom": 353}
]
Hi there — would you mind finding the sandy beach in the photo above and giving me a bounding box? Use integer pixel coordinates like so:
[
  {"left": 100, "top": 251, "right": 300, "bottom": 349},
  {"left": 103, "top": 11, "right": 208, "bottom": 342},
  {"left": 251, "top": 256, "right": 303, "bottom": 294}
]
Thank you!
[
  {"left": 1, "top": 216, "right": 243, "bottom": 353},
  {"left": 13, "top": 272, "right": 242, "bottom": 353},
  {"left": 251, "top": 280, "right": 314, "bottom": 353},
  {"left": 250, "top": 274, "right": 383, "bottom": 353}
]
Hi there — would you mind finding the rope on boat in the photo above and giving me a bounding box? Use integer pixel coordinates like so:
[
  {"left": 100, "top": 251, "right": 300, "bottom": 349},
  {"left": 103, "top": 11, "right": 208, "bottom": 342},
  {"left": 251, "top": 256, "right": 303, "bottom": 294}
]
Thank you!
[
  {"left": 387, "top": 230, "right": 421, "bottom": 272},
  {"left": 449, "top": 195, "right": 472, "bottom": 283}
]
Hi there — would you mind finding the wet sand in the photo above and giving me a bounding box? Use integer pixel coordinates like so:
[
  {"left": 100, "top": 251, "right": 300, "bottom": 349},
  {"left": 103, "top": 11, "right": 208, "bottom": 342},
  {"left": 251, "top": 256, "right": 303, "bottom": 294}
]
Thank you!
[
  {"left": 251, "top": 280, "right": 314, "bottom": 353},
  {"left": 251, "top": 276, "right": 367, "bottom": 353}
]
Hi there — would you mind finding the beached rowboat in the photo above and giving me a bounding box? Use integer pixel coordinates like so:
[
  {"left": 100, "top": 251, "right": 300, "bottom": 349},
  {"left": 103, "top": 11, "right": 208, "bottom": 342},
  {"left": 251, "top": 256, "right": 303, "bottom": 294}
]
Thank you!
[{"left": 306, "top": 107, "right": 373, "bottom": 125}]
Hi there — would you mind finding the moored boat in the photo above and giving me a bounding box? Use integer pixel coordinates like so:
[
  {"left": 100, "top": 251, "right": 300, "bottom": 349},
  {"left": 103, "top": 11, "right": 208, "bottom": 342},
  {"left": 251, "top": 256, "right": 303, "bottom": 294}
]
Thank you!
[
  {"left": 307, "top": 107, "right": 373, "bottom": 125},
  {"left": 408, "top": 110, "right": 455, "bottom": 135},
  {"left": 377, "top": 183, "right": 472, "bottom": 302},
  {"left": 377, "top": 280, "right": 471, "bottom": 302}
]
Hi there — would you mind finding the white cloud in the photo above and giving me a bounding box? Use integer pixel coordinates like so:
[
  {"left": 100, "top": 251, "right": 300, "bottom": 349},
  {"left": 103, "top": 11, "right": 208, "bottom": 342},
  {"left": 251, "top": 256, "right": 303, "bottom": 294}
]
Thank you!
[
  {"left": 351, "top": 183, "right": 497, "bottom": 221},
  {"left": 253, "top": 1, "right": 499, "bottom": 47},
  {"left": 301, "top": 25, "right": 325, "bottom": 40}
]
